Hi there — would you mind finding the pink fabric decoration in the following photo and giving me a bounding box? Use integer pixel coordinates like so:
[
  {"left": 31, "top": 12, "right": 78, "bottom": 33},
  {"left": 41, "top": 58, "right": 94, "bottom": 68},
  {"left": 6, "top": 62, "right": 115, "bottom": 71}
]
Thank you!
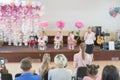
[
  {"left": 56, "top": 20, "right": 65, "bottom": 29},
  {"left": 39, "top": 21, "right": 48, "bottom": 29},
  {"left": 75, "top": 21, "right": 84, "bottom": 29}
]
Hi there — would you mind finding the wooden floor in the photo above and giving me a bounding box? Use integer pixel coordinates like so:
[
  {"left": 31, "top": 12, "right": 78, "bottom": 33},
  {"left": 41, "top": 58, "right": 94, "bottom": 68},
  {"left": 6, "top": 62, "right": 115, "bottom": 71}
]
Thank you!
[
  {"left": 1, "top": 45, "right": 120, "bottom": 62},
  {"left": 5, "top": 61, "right": 120, "bottom": 79}
]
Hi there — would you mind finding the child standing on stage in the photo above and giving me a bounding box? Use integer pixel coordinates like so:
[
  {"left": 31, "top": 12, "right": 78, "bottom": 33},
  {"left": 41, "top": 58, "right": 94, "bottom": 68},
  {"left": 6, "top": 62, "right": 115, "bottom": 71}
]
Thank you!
[{"left": 68, "top": 32, "right": 74, "bottom": 50}]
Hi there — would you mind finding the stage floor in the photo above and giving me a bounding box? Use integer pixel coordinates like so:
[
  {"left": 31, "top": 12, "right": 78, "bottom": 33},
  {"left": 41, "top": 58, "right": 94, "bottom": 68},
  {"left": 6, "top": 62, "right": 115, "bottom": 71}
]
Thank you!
[
  {"left": 0, "top": 45, "right": 80, "bottom": 62},
  {"left": 0, "top": 45, "right": 120, "bottom": 62},
  {"left": 0, "top": 45, "right": 79, "bottom": 53}
]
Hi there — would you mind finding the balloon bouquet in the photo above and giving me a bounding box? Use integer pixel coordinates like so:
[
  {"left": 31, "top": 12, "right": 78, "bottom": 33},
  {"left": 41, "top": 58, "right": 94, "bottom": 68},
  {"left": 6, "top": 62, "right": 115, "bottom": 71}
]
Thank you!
[{"left": 109, "top": 6, "right": 120, "bottom": 17}]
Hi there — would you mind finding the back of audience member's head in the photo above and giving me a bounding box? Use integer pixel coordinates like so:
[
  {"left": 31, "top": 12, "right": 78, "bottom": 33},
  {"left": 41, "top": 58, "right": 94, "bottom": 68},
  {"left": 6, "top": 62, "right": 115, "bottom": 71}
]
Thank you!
[
  {"left": 41, "top": 53, "right": 51, "bottom": 79},
  {"left": 20, "top": 57, "right": 32, "bottom": 71},
  {"left": 54, "top": 54, "right": 67, "bottom": 68},
  {"left": 87, "top": 64, "right": 99, "bottom": 76},
  {"left": 102, "top": 65, "right": 119, "bottom": 80},
  {"left": 42, "top": 53, "right": 51, "bottom": 64}
]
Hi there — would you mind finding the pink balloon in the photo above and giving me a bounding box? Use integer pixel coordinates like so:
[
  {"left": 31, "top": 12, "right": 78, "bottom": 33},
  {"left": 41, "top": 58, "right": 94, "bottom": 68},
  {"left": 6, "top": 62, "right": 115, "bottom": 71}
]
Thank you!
[
  {"left": 118, "top": 9, "right": 120, "bottom": 14},
  {"left": 39, "top": 21, "right": 48, "bottom": 29},
  {"left": 112, "top": 13, "right": 117, "bottom": 17},
  {"left": 56, "top": 21, "right": 65, "bottom": 29},
  {"left": 75, "top": 21, "right": 84, "bottom": 29}
]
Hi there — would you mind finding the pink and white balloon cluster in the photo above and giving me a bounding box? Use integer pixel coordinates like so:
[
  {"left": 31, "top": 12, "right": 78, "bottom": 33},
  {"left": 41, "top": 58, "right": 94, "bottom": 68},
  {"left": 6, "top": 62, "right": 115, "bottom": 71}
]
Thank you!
[
  {"left": 109, "top": 6, "right": 120, "bottom": 17},
  {"left": 0, "top": 1, "right": 43, "bottom": 21}
]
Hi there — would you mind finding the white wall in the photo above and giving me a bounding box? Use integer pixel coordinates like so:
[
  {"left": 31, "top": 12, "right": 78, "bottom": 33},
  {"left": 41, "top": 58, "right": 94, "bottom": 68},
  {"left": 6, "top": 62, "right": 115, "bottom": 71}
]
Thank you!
[{"left": 40, "top": 0, "right": 120, "bottom": 31}]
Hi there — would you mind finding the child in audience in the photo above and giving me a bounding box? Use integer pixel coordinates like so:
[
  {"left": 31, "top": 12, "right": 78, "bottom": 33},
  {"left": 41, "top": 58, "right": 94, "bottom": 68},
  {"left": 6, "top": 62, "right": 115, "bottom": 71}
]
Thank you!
[
  {"left": 48, "top": 54, "right": 72, "bottom": 80},
  {"left": 101, "top": 65, "right": 119, "bottom": 80},
  {"left": 39, "top": 53, "right": 51, "bottom": 80},
  {"left": 83, "top": 64, "right": 101, "bottom": 80},
  {"left": 15, "top": 57, "right": 42, "bottom": 80}
]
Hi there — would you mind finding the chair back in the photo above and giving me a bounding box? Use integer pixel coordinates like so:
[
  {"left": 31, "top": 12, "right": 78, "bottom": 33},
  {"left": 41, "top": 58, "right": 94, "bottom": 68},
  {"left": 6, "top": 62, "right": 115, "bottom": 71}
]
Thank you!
[
  {"left": 1, "top": 73, "right": 13, "bottom": 80},
  {"left": 76, "top": 67, "right": 87, "bottom": 80}
]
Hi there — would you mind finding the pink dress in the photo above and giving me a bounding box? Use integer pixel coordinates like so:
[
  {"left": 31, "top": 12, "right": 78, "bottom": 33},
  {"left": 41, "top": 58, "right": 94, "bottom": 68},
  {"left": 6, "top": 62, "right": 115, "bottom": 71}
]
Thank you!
[
  {"left": 83, "top": 76, "right": 101, "bottom": 80},
  {"left": 68, "top": 36, "right": 74, "bottom": 45}
]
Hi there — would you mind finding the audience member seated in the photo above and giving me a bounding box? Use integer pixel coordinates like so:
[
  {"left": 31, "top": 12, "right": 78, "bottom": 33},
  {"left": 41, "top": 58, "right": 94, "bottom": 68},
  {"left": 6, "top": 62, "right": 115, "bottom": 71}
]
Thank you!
[
  {"left": 76, "top": 67, "right": 87, "bottom": 80},
  {"left": 48, "top": 54, "right": 72, "bottom": 80},
  {"left": 39, "top": 53, "right": 51, "bottom": 80},
  {"left": 73, "top": 43, "right": 91, "bottom": 76},
  {"left": 15, "top": 73, "right": 37, "bottom": 78},
  {"left": 0, "top": 58, "right": 8, "bottom": 74},
  {"left": 83, "top": 64, "right": 101, "bottom": 80},
  {"left": 0, "top": 65, "right": 8, "bottom": 74},
  {"left": 101, "top": 65, "right": 119, "bottom": 80},
  {"left": 15, "top": 57, "right": 42, "bottom": 80}
]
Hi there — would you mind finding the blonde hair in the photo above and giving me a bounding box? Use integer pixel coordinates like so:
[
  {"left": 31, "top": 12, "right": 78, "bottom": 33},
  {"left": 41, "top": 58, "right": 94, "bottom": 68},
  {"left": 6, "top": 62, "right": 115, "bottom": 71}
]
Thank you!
[
  {"left": 54, "top": 54, "right": 67, "bottom": 68},
  {"left": 41, "top": 53, "right": 51, "bottom": 79},
  {"left": 79, "top": 43, "right": 86, "bottom": 60}
]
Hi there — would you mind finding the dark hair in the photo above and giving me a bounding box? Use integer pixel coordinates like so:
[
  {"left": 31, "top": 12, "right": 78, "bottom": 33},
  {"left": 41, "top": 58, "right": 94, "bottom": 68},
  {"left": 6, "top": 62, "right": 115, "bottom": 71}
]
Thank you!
[
  {"left": 87, "top": 64, "right": 99, "bottom": 76},
  {"left": 20, "top": 57, "right": 32, "bottom": 71},
  {"left": 102, "top": 65, "right": 119, "bottom": 80}
]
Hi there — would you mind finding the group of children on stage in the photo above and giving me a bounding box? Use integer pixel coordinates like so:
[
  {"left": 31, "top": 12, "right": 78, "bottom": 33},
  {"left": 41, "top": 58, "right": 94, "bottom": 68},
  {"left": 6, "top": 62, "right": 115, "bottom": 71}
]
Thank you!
[{"left": 9, "top": 31, "right": 76, "bottom": 50}]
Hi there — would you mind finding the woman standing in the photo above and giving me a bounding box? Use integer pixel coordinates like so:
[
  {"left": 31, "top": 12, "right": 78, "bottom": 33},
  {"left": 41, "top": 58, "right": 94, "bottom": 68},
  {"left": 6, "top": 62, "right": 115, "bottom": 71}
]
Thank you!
[{"left": 84, "top": 27, "right": 96, "bottom": 61}]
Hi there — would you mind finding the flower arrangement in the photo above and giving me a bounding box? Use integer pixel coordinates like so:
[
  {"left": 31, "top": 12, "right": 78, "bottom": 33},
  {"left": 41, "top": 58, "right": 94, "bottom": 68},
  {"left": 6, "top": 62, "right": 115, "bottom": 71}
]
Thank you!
[{"left": 56, "top": 20, "right": 65, "bottom": 30}]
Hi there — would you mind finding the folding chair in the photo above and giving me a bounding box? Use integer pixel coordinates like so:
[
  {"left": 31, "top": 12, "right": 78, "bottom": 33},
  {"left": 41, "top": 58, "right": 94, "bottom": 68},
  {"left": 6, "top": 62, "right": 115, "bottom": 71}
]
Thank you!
[{"left": 1, "top": 73, "right": 13, "bottom": 80}]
